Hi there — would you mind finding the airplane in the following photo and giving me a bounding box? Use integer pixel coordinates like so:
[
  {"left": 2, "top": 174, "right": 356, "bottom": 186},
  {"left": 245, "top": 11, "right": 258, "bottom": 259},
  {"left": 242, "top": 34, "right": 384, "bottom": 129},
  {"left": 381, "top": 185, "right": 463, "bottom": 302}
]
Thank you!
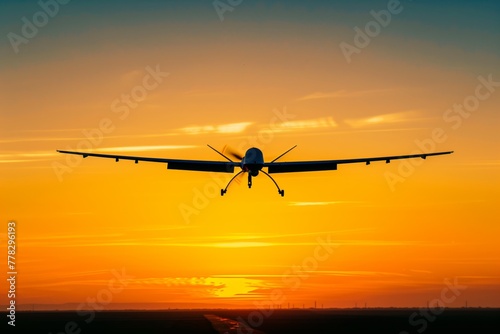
[{"left": 57, "top": 145, "right": 453, "bottom": 197}]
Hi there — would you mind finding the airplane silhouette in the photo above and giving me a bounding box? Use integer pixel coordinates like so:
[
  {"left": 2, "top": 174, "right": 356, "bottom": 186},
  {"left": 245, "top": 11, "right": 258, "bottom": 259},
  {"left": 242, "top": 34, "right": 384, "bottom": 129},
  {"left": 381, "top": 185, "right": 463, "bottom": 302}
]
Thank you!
[{"left": 57, "top": 145, "right": 453, "bottom": 196}]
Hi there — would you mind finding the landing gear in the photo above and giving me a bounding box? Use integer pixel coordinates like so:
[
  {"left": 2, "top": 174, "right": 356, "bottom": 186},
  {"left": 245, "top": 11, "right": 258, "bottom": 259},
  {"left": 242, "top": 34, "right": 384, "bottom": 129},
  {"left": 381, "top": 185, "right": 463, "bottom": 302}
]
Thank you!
[
  {"left": 220, "top": 170, "right": 284, "bottom": 197},
  {"left": 261, "top": 170, "right": 285, "bottom": 197},
  {"left": 220, "top": 171, "right": 243, "bottom": 196}
]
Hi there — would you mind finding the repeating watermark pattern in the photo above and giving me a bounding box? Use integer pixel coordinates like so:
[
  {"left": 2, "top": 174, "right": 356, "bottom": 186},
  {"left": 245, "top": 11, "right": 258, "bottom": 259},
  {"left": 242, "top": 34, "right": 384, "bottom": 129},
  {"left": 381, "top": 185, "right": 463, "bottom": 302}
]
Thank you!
[
  {"left": 385, "top": 73, "right": 499, "bottom": 191},
  {"left": 213, "top": 0, "right": 243, "bottom": 22},
  {"left": 178, "top": 107, "right": 296, "bottom": 224},
  {"left": 52, "top": 65, "right": 169, "bottom": 182},
  {"left": 7, "top": 0, "right": 71, "bottom": 54},
  {"left": 399, "top": 277, "right": 467, "bottom": 334},
  {"left": 236, "top": 233, "right": 337, "bottom": 333},
  {"left": 340, "top": 0, "right": 408, "bottom": 64},
  {"left": 6, "top": 221, "right": 17, "bottom": 327},
  {"left": 48, "top": 268, "right": 134, "bottom": 334}
]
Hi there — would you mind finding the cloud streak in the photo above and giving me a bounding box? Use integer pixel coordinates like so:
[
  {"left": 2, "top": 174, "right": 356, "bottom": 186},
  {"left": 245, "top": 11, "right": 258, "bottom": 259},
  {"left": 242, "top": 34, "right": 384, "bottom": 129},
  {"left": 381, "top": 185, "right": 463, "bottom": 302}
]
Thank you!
[
  {"left": 288, "top": 201, "right": 356, "bottom": 206},
  {"left": 95, "top": 145, "right": 197, "bottom": 152},
  {"left": 0, "top": 145, "right": 197, "bottom": 164},
  {"left": 180, "top": 122, "right": 253, "bottom": 135},
  {"left": 315, "top": 270, "right": 411, "bottom": 277},
  {"left": 272, "top": 117, "right": 337, "bottom": 132},
  {"left": 297, "top": 89, "right": 392, "bottom": 101},
  {"left": 344, "top": 110, "right": 429, "bottom": 128}
]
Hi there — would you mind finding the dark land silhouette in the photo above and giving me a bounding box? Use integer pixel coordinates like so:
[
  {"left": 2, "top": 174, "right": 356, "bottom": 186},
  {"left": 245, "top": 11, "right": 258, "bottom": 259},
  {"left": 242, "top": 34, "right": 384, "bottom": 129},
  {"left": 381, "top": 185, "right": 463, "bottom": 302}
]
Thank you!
[{"left": 4, "top": 308, "right": 499, "bottom": 333}]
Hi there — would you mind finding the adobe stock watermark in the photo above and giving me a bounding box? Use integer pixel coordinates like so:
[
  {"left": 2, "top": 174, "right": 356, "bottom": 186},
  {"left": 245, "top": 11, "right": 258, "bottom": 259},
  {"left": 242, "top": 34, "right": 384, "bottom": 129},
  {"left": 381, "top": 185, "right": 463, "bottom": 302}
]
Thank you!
[
  {"left": 340, "top": 0, "right": 409, "bottom": 64},
  {"left": 6, "top": 221, "right": 17, "bottom": 327},
  {"left": 236, "top": 233, "right": 338, "bottom": 334},
  {"left": 385, "top": 73, "right": 499, "bottom": 191},
  {"left": 7, "top": 0, "right": 71, "bottom": 54},
  {"left": 400, "top": 277, "right": 467, "bottom": 334},
  {"left": 52, "top": 65, "right": 169, "bottom": 182},
  {"left": 48, "top": 268, "right": 134, "bottom": 334},
  {"left": 178, "top": 106, "right": 296, "bottom": 224},
  {"left": 213, "top": 0, "right": 243, "bottom": 22}
]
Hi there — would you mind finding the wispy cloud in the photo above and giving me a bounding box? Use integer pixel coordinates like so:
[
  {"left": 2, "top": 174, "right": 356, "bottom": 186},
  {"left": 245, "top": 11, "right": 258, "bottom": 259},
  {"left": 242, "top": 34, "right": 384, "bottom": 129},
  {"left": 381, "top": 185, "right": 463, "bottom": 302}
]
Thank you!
[
  {"left": 155, "top": 228, "right": 374, "bottom": 242},
  {"left": 211, "top": 274, "right": 290, "bottom": 278},
  {"left": 0, "top": 132, "right": 179, "bottom": 144},
  {"left": 0, "top": 151, "right": 59, "bottom": 163},
  {"left": 288, "top": 201, "right": 354, "bottom": 206},
  {"left": 0, "top": 159, "right": 37, "bottom": 163},
  {"left": 329, "top": 240, "right": 422, "bottom": 247},
  {"left": 458, "top": 275, "right": 500, "bottom": 280},
  {"left": 181, "top": 89, "right": 236, "bottom": 98},
  {"left": 210, "top": 242, "right": 274, "bottom": 248},
  {"left": 21, "top": 228, "right": 425, "bottom": 249},
  {"left": 15, "top": 128, "right": 86, "bottom": 133},
  {"left": 314, "top": 270, "right": 410, "bottom": 277},
  {"left": 458, "top": 160, "right": 500, "bottom": 168},
  {"left": 95, "top": 145, "right": 197, "bottom": 152},
  {"left": 0, "top": 152, "right": 56, "bottom": 159},
  {"left": 410, "top": 269, "right": 432, "bottom": 274},
  {"left": 297, "top": 89, "right": 391, "bottom": 101},
  {"left": 2, "top": 121, "right": 250, "bottom": 145},
  {"left": 0, "top": 146, "right": 196, "bottom": 164},
  {"left": 272, "top": 117, "right": 337, "bottom": 132},
  {"left": 25, "top": 239, "right": 420, "bottom": 248},
  {"left": 180, "top": 122, "right": 253, "bottom": 135},
  {"left": 57, "top": 270, "right": 117, "bottom": 279},
  {"left": 344, "top": 110, "right": 428, "bottom": 128}
]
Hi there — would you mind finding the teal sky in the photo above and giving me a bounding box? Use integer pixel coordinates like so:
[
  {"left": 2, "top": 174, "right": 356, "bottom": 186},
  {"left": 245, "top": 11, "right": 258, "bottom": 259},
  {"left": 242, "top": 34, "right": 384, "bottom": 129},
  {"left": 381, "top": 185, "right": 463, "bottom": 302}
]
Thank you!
[{"left": 2, "top": 0, "right": 499, "bottom": 59}]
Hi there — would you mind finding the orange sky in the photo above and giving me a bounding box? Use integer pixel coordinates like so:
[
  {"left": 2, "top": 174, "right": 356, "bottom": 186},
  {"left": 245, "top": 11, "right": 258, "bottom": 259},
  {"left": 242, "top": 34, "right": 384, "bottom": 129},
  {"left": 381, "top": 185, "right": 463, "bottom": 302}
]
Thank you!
[{"left": 1, "top": 0, "right": 499, "bottom": 309}]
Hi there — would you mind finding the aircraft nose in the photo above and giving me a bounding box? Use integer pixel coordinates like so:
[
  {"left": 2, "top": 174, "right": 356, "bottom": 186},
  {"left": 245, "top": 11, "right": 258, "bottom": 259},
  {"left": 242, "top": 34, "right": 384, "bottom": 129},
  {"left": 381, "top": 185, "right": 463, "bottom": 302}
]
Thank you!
[{"left": 245, "top": 148, "right": 264, "bottom": 164}]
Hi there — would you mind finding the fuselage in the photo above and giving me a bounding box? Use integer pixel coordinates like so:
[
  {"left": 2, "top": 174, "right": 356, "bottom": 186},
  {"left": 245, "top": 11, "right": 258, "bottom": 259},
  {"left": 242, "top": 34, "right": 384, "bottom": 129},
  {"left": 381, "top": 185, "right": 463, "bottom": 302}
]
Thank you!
[{"left": 241, "top": 147, "right": 264, "bottom": 176}]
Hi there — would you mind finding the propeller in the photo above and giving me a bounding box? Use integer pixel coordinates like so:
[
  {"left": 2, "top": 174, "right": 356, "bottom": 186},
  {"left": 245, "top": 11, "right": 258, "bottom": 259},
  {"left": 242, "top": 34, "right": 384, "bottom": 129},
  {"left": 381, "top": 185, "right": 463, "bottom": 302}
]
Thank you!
[
  {"left": 222, "top": 145, "right": 245, "bottom": 190},
  {"left": 222, "top": 145, "right": 244, "bottom": 161},
  {"left": 207, "top": 144, "right": 246, "bottom": 195}
]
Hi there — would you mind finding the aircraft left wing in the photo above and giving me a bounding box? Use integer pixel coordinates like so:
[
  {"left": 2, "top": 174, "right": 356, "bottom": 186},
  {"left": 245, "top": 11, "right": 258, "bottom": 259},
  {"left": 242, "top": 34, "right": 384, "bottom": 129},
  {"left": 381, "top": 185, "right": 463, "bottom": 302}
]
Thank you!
[
  {"left": 56, "top": 150, "right": 237, "bottom": 173},
  {"left": 264, "top": 151, "right": 453, "bottom": 173}
]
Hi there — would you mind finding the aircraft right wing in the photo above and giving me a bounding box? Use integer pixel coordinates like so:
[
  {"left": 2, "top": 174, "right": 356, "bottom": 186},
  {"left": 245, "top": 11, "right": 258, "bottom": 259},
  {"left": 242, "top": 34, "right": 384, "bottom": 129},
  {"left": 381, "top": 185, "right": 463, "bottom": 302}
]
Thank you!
[{"left": 264, "top": 151, "right": 454, "bottom": 173}]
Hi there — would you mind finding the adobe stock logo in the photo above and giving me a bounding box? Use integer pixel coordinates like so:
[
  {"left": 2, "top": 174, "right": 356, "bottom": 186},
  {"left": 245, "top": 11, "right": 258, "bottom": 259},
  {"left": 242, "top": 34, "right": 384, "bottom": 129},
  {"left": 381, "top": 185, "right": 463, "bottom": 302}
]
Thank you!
[
  {"left": 340, "top": 0, "right": 408, "bottom": 64},
  {"left": 385, "top": 73, "right": 499, "bottom": 191},
  {"left": 7, "top": 0, "right": 71, "bottom": 54},
  {"left": 52, "top": 65, "right": 169, "bottom": 182},
  {"left": 213, "top": 0, "right": 243, "bottom": 22}
]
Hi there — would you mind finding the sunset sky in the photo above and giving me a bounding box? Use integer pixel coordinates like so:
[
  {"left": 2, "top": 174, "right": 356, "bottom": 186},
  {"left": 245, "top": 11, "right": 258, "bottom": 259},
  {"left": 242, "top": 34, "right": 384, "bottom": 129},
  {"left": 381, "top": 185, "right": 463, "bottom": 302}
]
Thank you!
[{"left": 1, "top": 0, "right": 499, "bottom": 310}]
